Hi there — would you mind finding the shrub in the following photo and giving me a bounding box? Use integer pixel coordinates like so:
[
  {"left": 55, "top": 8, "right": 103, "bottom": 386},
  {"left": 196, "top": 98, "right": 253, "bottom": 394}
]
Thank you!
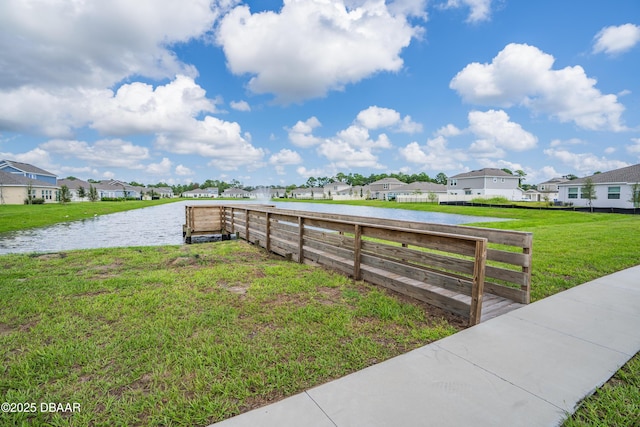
[{"left": 24, "top": 198, "right": 45, "bottom": 205}]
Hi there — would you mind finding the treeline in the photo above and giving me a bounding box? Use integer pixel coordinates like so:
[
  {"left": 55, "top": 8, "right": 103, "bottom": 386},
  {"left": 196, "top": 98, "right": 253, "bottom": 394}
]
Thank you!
[{"left": 143, "top": 171, "right": 450, "bottom": 195}]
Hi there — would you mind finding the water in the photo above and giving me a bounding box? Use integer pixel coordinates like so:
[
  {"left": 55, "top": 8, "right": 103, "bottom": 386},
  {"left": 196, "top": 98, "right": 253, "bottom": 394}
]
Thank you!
[{"left": 0, "top": 200, "right": 508, "bottom": 255}]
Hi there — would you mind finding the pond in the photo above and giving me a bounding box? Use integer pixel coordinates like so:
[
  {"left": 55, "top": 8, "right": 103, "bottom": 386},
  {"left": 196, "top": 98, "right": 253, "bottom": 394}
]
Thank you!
[{"left": 0, "top": 200, "right": 509, "bottom": 255}]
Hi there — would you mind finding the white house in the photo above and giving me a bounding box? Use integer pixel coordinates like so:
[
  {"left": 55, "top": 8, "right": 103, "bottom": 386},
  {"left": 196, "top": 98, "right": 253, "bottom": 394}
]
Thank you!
[
  {"left": 323, "top": 182, "right": 351, "bottom": 198},
  {"left": 291, "top": 187, "right": 324, "bottom": 199},
  {"left": 535, "top": 177, "right": 568, "bottom": 202},
  {"left": 57, "top": 178, "right": 93, "bottom": 201},
  {"left": 395, "top": 181, "right": 447, "bottom": 203},
  {"left": 446, "top": 168, "right": 523, "bottom": 201},
  {"left": 182, "top": 187, "right": 219, "bottom": 198},
  {"left": 557, "top": 164, "right": 640, "bottom": 209},
  {"left": 221, "top": 187, "right": 249, "bottom": 198}
]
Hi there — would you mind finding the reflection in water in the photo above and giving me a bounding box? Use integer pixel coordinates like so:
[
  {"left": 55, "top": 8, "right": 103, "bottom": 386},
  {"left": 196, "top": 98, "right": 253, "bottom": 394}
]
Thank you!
[{"left": 0, "top": 200, "right": 508, "bottom": 255}]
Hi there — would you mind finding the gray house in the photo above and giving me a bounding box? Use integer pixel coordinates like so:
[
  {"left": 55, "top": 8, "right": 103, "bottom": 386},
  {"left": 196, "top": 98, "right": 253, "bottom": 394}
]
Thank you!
[
  {"left": 0, "top": 160, "right": 59, "bottom": 204},
  {"left": 368, "top": 178, "right": 405, "bottom": 200},
  {"left": 447, "top": 168, "right": 523, "bottom": 201},
  {"left": 557, "top": 164, "right": 640, "bottom": 209}
]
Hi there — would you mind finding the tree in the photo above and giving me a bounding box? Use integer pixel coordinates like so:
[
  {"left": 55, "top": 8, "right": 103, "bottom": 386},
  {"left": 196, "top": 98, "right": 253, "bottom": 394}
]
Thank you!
[
  {"left": 435, "top": 172, "right": 448, "bottom": 185},
  {"left": 88, "top": 185, "right": 99, "bottom": 202},
  {"left": 77, "top": 186, "right": 86, "bottom": 200},
  {"left": 59, "top": 185, "right": 71, "bottom": 203},
  {"left": 629, "top": 183, "right": 640, "bottom": 210},
  {"left": 582, "top": 178, "right": 597, "bottom": 212},
  {"left": 515, "top": 169, "right": 527, "bottom": 187}
]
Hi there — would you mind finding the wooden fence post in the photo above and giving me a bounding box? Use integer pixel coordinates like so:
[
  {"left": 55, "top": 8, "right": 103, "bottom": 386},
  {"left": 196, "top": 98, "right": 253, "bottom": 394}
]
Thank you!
[
  {"left": 265, "top": 212, "right": 271, "bottom": 253},
  {"left": 354, "top": 224, "right": 362, "bottom": 280},
  {"left": 245, "top": 209, "right": 249, "bottom": 242},
  {"left": 298, "top": 216, "right": 304, "bottom": 263},
  {"left": 469, "top": 239, "right": 487, "bottom": 326}
]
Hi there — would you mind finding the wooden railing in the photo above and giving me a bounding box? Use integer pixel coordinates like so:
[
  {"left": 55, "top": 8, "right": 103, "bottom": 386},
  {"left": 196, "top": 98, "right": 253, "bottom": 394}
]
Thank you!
[{"left": 183, "top": 204, "right": 533, "bottom": 325}]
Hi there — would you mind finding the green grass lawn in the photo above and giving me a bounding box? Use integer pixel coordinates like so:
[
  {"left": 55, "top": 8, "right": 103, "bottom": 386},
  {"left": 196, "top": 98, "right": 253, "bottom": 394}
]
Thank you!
[
  {"left": 0, "top": 199, "right": 181, "bottom": 233},
  {"left": 1, "top": 199, "right": 639, "bottom": 426},
  {"left": 0, "top": 242, "right": 460, "bottom": 426}
]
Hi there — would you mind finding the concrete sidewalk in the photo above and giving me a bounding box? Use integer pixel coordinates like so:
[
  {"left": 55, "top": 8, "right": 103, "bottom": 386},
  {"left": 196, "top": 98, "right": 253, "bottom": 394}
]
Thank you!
[{"left": 211, "top": 266, "right": 640, "bottom": 427}]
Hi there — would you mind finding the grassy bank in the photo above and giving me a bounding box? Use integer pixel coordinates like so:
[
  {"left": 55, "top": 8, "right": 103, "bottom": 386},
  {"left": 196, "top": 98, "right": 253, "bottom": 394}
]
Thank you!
[
  {"left": 0, "top": 199, "right": 180, "bottom": 233},
  {"left": 0, "top": 242, "right": 460, "bottom": 426}
]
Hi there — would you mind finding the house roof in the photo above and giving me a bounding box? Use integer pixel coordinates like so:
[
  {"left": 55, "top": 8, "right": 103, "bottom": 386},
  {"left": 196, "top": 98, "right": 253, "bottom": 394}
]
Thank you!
[
  {"left": 450, "top": 168, "right": 516, "bottom": 179},
  {"left": 561, "top": 164, "right": 640, "bottom": 185},
  {"left": 538, "top": 177, "right": 569, "bottom": 186},
  {"left": 57, "top": 178, "right": 91, "bottom": 190},
  {"left": 0, "top": 160, "right": 57, "bottom": 177},
  {"left": 222, "top": 187, "right": 248, "bottom": 194},
  {"left": 369, "top": 177, "right": 404, "bottom": 185},
  {"left": 0, "top": 170, "right": 59, "bottom": 188},
  {"left": 396, "top": 182, "right": 447, "bottom": 193}
]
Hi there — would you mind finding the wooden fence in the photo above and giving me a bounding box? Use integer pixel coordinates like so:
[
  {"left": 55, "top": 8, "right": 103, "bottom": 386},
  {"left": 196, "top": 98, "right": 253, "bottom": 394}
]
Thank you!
[{"left": 184, "top": 205, "right": 533, "bottom": 325}]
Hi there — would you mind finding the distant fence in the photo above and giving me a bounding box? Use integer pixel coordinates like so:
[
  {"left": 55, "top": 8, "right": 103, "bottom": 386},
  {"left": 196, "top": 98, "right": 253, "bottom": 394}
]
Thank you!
[{"left": 184, "top": 205, "right": 533, "bottom": 325}]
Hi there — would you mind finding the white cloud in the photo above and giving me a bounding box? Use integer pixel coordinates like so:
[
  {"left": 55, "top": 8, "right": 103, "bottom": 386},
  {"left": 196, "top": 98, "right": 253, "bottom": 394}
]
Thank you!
[
  {"left": 0, "top": 0, "right": 220, "bottom": 91},
  {"left": 146, "top": 157, "right": 173, "bottom": 175},
  {"left": 91, "top": 75, "right": 217, "bottom": 135},
  {"left": 155, "top": 116, "right": 265, "bottom": 169},
  {"left": 549, "top": 138, "right": 586, "bottom": 148},
  {"left": 467, "top": 109, "right": 537, "bottom": 156},
  {"left": 450, "top": 43, "right": 627, "bottom": 131},
  {"left": 287, "top": 117, "right": 323, "bottom": 147},
  {"left": 593, "top": 24, "right": 640, "bottom": 55},
  {"left": 269, "top": 149, "right": 302, "bottom": 165},
  {"left": 440, "top": 0, "right": 493, "bottom": 23},
  {"left": 296, "top": 166, "right": 335, "bottom": 179},
  {"left": 436, "top": 124, "right": 463, "bottom": 137},
  {"left": 544, "top": 148, "right": 629, "bottom": 175},
  {"left": 216, "top": 1, "right": 421, "bottom": 102},
  {"left": 0, "top": 148, "right": 54, "bottom": 171},
  {"left": 175, "top": 164, "right": 194, "bottom": 176},
  {"left": 356, "top": 106, "right": 422, "bottom": 133},
  {"left": 41, "top": 139, "right": 150, "bottom": 169},
  {"left": 399, "top": 136, "right": 468, "bottom": 171},
  {"left": 627, "top": 138, "right": 640, "bottom": 155},
  {"left": 230, "top": 100, "right": 251, "bottom": 112}
]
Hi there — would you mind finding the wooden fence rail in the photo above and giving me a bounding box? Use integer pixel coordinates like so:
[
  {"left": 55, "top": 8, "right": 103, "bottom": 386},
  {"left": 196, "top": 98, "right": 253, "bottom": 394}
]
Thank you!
[{"left": 184, "top": 205, "right": 532, "bottom": 325}]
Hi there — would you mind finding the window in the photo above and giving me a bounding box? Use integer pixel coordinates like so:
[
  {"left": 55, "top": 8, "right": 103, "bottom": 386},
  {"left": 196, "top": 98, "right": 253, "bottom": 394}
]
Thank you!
[
  {"left": 501, "top": 178, "right": 505, "bottom": 183},
  {"left": 539, "top": 185, "right": 545, "bottom": 191},
  {"left": 464, "top": 189, "right": 472, "bottom": 195},
  {"left": 608, "top": 186, "right": 620, "bottom": 199},
  {"left": 383, "top": 183, "right": 389, "bottom": 190},
  {"left": 568, "top": 187, "right": 578, "bottom": 199},
  {"left": 450, "top": 179, "right": 457, "bottom": 186},
  {"left": 493, "top": 177, "right": 497, "bottom": 183}
]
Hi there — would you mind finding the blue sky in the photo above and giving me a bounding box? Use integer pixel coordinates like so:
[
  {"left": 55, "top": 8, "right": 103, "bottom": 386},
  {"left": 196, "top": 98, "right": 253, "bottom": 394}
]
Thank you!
[{"left": 1, "top": 0, "right": 639, "bottom": 187}]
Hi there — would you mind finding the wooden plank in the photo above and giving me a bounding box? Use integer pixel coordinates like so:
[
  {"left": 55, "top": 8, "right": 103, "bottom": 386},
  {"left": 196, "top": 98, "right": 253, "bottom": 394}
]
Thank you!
[
  {"left": 469, "top": 239, "right": 487, "bottom": 326},
  {"left": 360, "top": 265, "right": 470, "bottom": 319},
  {"left": 359, "top": 253, "right": 473, "bottom": 295},
  {"left": 360, "top": 240, "right": 476, "bottom": 276},
  {"left": 484, "top": 281, "right": 527, "bottom": 303},
  {"left": 485, "top": 265, "right": 527, "bottom": 286},
  {"left": 361, "top": 226, "right": 478, "bottom": 256}
]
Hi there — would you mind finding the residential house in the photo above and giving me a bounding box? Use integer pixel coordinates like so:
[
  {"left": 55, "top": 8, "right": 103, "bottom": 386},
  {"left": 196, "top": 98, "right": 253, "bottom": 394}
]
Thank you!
[
  {"left": 94, "top": 180, "right": 143, "bottom": 199},
  {"left": 446, "top": 168, "right": 523, "bottom": 201},
  {"left": 367, "top": 178, "right": 405, "bottom": 200},
  {"left": 522, "top": 189, "right": 542, "bottom": 202},
  {"left": 395, "top": 181, "right": 447, "bottom": 202},
  {"left": 248, "top": 187, "right": 286, "bottom": 199},
  {"left": 323, "top": 182, "right": 351, "bottom": 198},
  {"left": 0, "top": 160, "right": 59, "bottom": 204},
  {"left": 150, "top": 187, "right": 175, "bottom": 198},
  {"left": 290, "top": 187, "right": 324, "bottom": 199},
  {"left": 557, "top": 164, "right": 640, "bottom": 209},
  {"left": 221, "top": 187, "right": 249, "bottom": 198},
  {"left": 57, "top": 178, "right": 93, "bottom": 202},
  {"left": 535, "top": 177, "right": 569, "bottom": 202},
  {"left": 182, "top": 187, "right": 219, "bottom": 198}
]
